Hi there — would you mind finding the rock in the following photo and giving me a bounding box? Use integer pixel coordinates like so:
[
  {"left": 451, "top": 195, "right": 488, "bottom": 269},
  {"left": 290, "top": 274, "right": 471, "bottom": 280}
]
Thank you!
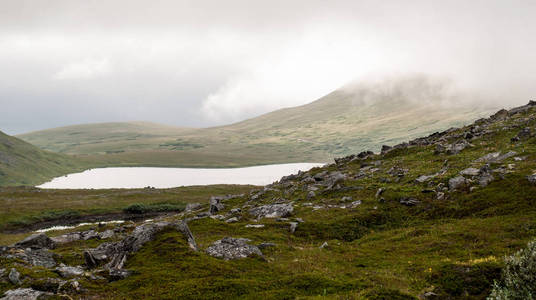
[
  {"left": 449, "top": 176, "right": 468, "bottom": 191},
  {"left": 324, "top": 172, "right": 347, "bottom": 190},
  {"left": 477, "top": 165, "right": 495, "bottom": 187},
  {"left": 460, "top": 168, "right": 480, "bottom": 176},
  {"left": 341, "top": 196, "right": 352, "bottom": 202},
  {"left": 249, "top": 203, "right": 293, "bottom": 219},
  {"left": 206, "top": 237, "right": 262, "bottom": 260},
  {"left": 210, "top": 215, "right": 225, "bottom": 221},
  {"left": 375, "top": 188, "right": 385, "bottom": 199},
  {"left": 1, "top": 288, "right": 51, "bottom": 300},
  {"left": 84, "top": 221, "right": 197, "bottom": 272},
  {"left": 50, "top": 232, "right": 82, "bottom": 244},
  {"left": 446, "top": 140, "right": 471, "bottom": 155},
  {"left": 1, "top": 248, "right": 57, "bottom": 268},
  {"left": 58, "top": 279, "right": 81, "bottom": 293},
  {"left": 229, "top": 208, "right": 241, "bottom": 214},
  {"left": 245, "top": 224, "right": 265, "bottom": 228},
  {"left": 436, "top": 192, "right": 445, "bottom": 200},
  {"left": 307, "top": 191, "right": 316, "bottom": 199},
  {"left": 349, "top": 200, "right": 362, "bottom": 208},
  {"left": 55, "top": 266, "right": 84, "bottom": 278},
  {"left": 289, "top": 222, "right": 298, "bottom": 234},
  {"left": 209, "top": 196, "right": 225, "bottom": 215},
  {"left": 185, "top": 203, "right": 202, "bottom": 212},
  {"left": 225, "top": 217, "right": 239, "bottom": 223},
  {"left": 14, "top": 233, "right": 55, "bottom": 249},
  {"left": 381, "top": 145, "right": 393, "bottom": 154},
  {"left": 108, "top": 269, "right": 131, "bottom": 281},
  {"left": 99, "top": 229, "right": 115, "bottom": 240},
  {"left": 319, "top": 242, "right": 329, "bottom": 249},
  {"left": 81, "top": 230, "right": 100, "bottom": 241},
  {"left": 399, "top": 198, "right": 419, "bottom": 206},
  {"left": 416, "top": 175, "right": 435, "bottom": 183},
  {"left": 475, "top": 151, "right": 517, "bottom": 163},
  {"left": 527, "top": 174, "right": 536, "bottom": 184},
  {"left": 8, "top": 268, "right": 21, "bottom": 285}
]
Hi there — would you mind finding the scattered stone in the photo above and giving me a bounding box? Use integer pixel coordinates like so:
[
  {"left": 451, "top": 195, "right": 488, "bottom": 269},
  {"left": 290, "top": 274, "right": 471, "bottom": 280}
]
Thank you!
[
  {"left": 249, "top": 203, "right": 293, "bottom": 219},
  {"left": 50, "top": 232, "right": 82, "bottom": 244},
  {"left": 289, "top": 222, "right": 298, "bottom": 234},
  {"left": 375, "top": 188, "right": 385, "bottom": 199},
  {"left": 99, "top": 229, "right": 115, "bottom": 240},
  {"left": 460, "top": 168, "right": 480, "bottom": 176},
  {"left": 8, "top": 268, "right": 21, "bottom": 285},
  {"left": 514, "top": 156, "right": 526, "bottom": 161},
  {"left": 185, "top": 203, "right": 202, "bottom": 212},
  {"left": 319, "top": 242, "right": 329, "bottom": 249},
  {"left": 527, "top": 174, "right": 536, "bottom": 185},
  {"left": 436, "top": 192, "right": 445, "bottom": 200},
  {"left": 475, "top": 151, "right": 517, "bottom": 163},
  {"left": 399, "top": 198, "right": 419, "bottom": 206},
  {"left": 1, "top": 247, "right": 57, "bottom": 268},
  {"left": 449, "top": 176, "right": 468, "bottom": 191},
  {"left": 225, "top": 217, "right": 239, "bottom": 223},
  {"left": 477, "top": 165, "right": 495, "bottom": 187},
  {"left": 341, "top": 196, "right": 352, "bottom": 202},
  {"left": 307, "top": 191, "right": 316, "bottom": 199},
  {"left": 209, "top": 196, "right": 225, "bottom": 215},
  {"left": 55, "top": 266, "right": 84, "bottom": 278},
  {"left": 349, "top": 200, "right": 362, "bottom": 208},
  {"left": 14, "top": 233, "right": 55, "bottom": 249},
  {"left": 229, "top": 208, "right": 241, "bottom": 214},
  {"left": 210, "top": 215, "right": 225, "bottom": 221},
  {"left": 446, "top": 140, "right": 471, "bottom": 155},
  {"left": 245, "top": 224, "right": 265, "bottom": 228},
  {"left": 206, "top": 237, "right": 262, "bottom": 260},
  {"left": 416, "top": 175, "right": 435, "bottom": 183},
  {"left": 1, "top": 288, "right": 51, "bottom": 300}
]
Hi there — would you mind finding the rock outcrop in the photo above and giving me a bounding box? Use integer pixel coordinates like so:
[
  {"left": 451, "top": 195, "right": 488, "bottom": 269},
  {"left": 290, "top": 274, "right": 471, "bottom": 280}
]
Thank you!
[{"left": 206, "top": 237, "right": 262, "bottom": 260}]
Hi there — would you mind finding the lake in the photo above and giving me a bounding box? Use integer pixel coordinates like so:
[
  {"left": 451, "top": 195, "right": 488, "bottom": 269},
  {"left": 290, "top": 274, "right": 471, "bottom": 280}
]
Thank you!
[{"left": 37, "top": 163, "right": 324, "bottom": 189}]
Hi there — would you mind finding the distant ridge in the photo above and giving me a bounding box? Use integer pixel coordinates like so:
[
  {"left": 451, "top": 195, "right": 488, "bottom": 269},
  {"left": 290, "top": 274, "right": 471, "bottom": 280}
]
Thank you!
[{"left": 18, "top": 75, "right": 499, "bottom": 168}]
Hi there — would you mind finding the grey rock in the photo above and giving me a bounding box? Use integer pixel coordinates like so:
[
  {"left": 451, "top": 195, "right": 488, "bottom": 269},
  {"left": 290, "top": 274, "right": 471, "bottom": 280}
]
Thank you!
[
  {"left": 324, "top": 172, "right": 347, "bottom": 190},
  {"left": 99, "top": 229, "right": 115, "bottom": 240},
  {"left": 449, "top": 176, "right": 468, "bottom": 191},
  {"left": 416, "top": 175, "right": 435, "bottom": 183},
  {"left": 319, "top": 241, "right": 329, "bottom": 249},
  {"left": 210, "top": 215, "right": 225, "bottom": 221},
  {"left": 307, "top": 191, "right": 316, "bottom": 199},
  {"left": 249, "top": 203, "right": 293, "bottom": 219},
  {"left": 55, "top": 265, "right": 84, "bottom": 278},
  {"left": 341, "top": 196, "right": 352, "bottom": 202},
  {"left": 460, "top": 168, "right": 480, "bottom": 176},
  {"left": 209, "top": 196, "right": 225, "bottom": 215},
  {"left": 229, "top": 208, "right": 242, "bottom": 214},
  {"left": 14, "top": 233, "right": 55, "bottom": 249},
  {"left": 475, "top": 151, "right": 517, "bottom": 163},
  {"left": 399, "top": 198, "right": 419, "bottom": 206},
  {"left": 436, "top": 192, "right": 445, "bottom": 200},
  {"left": 225, "top": 217, "right": 239, "bottom": 223},
  {"left": 446, "top": 140, "right": 471, "bottom": 155},
  {"left": 1, "top": 248, "right": 57, "bottom": 268},
  {"left": 245, "top": 224, "right": 265, "bottom": 228},
  {"left": 206, "top": 237, "right": 262, "bottom": 260},
  {"left": 50, "top": 232, "right": 82, "bottom": 244},
  {"left": 82, "top": 230, "right": 99, "bottom": 240},
  {"left": 527, "top": 174, "right": 536, "bottom": 184},
  {"left": 1, "top": 288, "right": 51, "bottom": 300},
  {"left": 349, "top": 200, "right": 362, "bottom": 208},
  {"left": 8, "top": 268, "right": 20, "bottom": 285},
  {"left": 257, "top": 242, "right": 276, "bottom": 249},
  {"left": 375, "top": 187, "right": 385, "bottom": 198},
  {"left": 185, "top": 203, "right": 202, "bottom": 212},
  {"left": 289, "top": 222, "right": 298, "bottom": 234}
]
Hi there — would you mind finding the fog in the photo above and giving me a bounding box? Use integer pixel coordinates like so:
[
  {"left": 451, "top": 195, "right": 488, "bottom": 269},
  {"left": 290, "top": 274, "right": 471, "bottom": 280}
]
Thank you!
[{"left": 1, "top": 0, "right": 535, "bottom": 134}]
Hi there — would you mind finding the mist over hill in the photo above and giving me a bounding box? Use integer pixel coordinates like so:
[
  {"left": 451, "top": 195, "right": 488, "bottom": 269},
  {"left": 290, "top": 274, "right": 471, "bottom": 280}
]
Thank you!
[{"left": 18, "top": 75, "right": 499, "bottom": 168}]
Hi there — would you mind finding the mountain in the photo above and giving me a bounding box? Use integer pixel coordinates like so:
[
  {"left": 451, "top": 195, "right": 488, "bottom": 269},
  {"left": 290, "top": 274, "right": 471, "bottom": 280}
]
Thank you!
[
  {"left": 0, "top": 130, "right": 86, "bottom": 186},
  {"left": 18, "top": 76, "right": 499, "bottom": 167},
  {"left": 2, "top": 101, "right": 536, "bottom": 298}
]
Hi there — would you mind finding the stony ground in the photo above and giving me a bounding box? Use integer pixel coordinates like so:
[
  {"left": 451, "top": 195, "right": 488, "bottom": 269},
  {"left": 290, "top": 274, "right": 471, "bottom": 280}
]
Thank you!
[{"left": 2, "top": 102, "right": 536, "bottom": 299}]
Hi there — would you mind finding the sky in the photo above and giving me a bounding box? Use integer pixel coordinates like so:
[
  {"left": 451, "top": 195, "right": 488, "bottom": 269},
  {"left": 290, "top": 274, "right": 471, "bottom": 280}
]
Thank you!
[{"left": 1, "top": 0, "right": 535, "bottom": 134}]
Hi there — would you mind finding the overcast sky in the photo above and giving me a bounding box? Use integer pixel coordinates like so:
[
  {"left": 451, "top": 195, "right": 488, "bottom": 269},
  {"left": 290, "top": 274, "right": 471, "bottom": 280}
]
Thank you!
[{"left": 1, "top": 0, "right": 535, "bottom": 134}]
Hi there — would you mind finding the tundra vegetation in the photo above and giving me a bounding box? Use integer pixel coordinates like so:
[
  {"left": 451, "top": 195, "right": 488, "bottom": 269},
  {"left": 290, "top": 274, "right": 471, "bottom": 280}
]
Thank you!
[{"left": 1, "top": 101, "right": 536, "bottom": 299}]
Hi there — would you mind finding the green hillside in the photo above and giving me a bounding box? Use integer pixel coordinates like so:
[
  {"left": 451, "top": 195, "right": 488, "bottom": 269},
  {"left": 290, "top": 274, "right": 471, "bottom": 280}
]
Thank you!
[
  {"left": 1, "top": 101, "right": 536, "bottom": 299},
  {"left": 0, "top": 130, "right": 87, "bottom": 186},
  {"left": 18, "top": 77, "right": 499, "bottom": 168}
]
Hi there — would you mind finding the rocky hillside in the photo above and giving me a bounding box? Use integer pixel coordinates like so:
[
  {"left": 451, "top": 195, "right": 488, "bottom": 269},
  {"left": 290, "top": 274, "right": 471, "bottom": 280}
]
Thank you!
[
  {"left": 18, "top": 76, "right": 498, "bottom": 168},
  {"left": 2, "top": 101, "right": 536, "bottom": 299},
  {"left": 0, "top": 131, "right": 86, "bottom": 186}
]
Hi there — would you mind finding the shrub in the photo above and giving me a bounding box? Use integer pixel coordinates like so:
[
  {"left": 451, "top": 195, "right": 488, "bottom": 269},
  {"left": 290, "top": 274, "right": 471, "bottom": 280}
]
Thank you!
[{"left": 489, "top": 239, "right": 536, "bottom": 299}]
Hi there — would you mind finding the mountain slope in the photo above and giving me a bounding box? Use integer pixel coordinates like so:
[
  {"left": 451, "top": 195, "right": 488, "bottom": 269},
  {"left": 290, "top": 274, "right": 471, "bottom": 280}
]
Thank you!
[
  {"left": 0, "top": 130, "right": 87, "bottom": 186},
  {"left": 18, "top": 76, "right": 499, "bottom": 167},
  {"left": 2, "top": 101, "right": 536, "bottom": 298}
]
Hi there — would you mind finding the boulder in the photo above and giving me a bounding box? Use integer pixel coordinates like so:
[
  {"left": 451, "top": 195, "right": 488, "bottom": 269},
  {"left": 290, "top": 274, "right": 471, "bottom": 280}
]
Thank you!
[
  {"left": 209, "top": 196, "right": 225, "bottom": 215},
  {"left": 55, "top": 265, "right": 84, "bottom": 278},
  {"left": 449, "top": 176, "right": 468, "bottom": 191},
  {"left": 225, "top": 217, "right": 239, "bottom": 223},
  {"left": 446, "top": 140, "right": 471, "bottom": 155},
  {"left": 1, "top": 247, "right": 57, "bottom": 268},
  {"left": 249, "top": 203, "right": 293, "bottom": 219},
  {"left": 206, "top": 237, "right": 262, "bottom": 260},
  {"left": 460, "top": 168, "right": 480, "bottom": 176},
  {"left": 99, "top": 229, "right": 115, "bottom": 240},
  {"left": 50, "top": 232, "right": 82, "bottom": 244},
  {"left": 8, "top": 268, "right": 21, "bottom": 285},
  {"left": 14, "top": 233, "right": 55, "bottom": 250},
  {"left": 1, "top": 288, "right": 52, "bottom": 300}
]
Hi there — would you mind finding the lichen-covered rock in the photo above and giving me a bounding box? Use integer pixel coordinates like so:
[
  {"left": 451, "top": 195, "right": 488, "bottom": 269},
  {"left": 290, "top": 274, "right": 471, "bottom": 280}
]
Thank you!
[
  {"left": 460, "top": 167, "right": 480, "bottom": 176},
  {"left": 449, "top": 176, "right": 468, "bottom": 191},
  {"left": 249, "top": 203, "right": 293, "bottom": 219},
  {"left": 50, "top": 232, "right": 82, "bottom": 244},
  {"left": 209, "top": 196, "right": 225, "bottom": 215},
  {"left": 1, "top": 288, "right": 52, "bottom": 300},
  {"left": 206, "top": 237, "right": 262, "bottom": 260},
  {"left": 14, "top": 233, "right": 55, "bottom": 250},
  {"left": 0, "top": 247, "right": 57, "bottom": 268},
  {"left": 55, "top": 265, "right": 84, "bottom": 278},
  {"left": 8, "top": 268, "right": 20, "bottom": 285}
]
